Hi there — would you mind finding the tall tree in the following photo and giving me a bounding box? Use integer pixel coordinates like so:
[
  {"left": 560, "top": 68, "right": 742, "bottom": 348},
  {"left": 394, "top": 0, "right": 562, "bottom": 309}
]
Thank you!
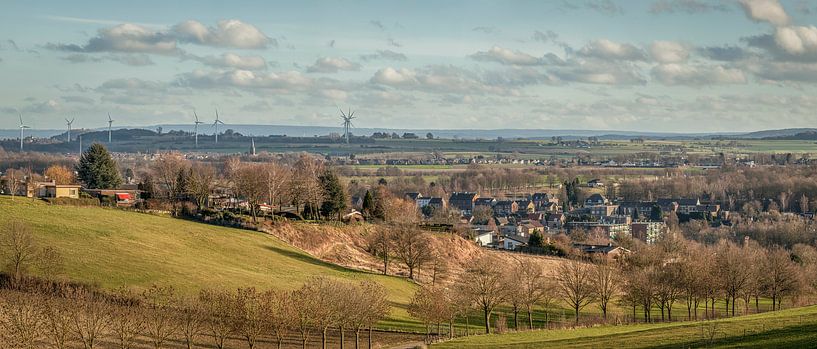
[
  {"left": 392, "top": 225, "right": 431, "bottom": 280},
  {"left": 555, "top": 260, "right": 595, "bottom": 324},
  {"left": 76, "top": 143, "right": 122, "bottom": 189},
  {"left": 459, "top": 255, "right": 507, "bottom": 334},
  {"left": 45, "top": 165, "right": 76, "bottom": 185},
  {"left": 319, "top": 168, "right": 348, "bottom": 220}
]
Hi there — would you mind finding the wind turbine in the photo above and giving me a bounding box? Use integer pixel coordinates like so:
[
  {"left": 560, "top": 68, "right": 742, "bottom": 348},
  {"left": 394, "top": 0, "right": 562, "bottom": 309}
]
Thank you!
[
  {"left": 107, "top": 113, "right": 114, "bottom": 143},
  {"left": 338, "top": 107, "right": 356, "bottom": 144},
  {"left": 193, "top": 110, "right": 203, "bottom": 148},
  {"left": 18, "top": 113, "right": 30, "bottom": 151},
  {"left": 65, "top": 117, "right": 75, "bottom": 142},
  {"left": 213, "top": 108, "right": 224, "bottom": 144}
]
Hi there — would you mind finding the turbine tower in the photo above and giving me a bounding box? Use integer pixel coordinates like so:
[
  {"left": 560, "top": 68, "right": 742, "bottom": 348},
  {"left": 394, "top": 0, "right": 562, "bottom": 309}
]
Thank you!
[
  {"left": 18, "top": 113, "right": 30, "bottom": 151},
  {"left": 213, "top": 108, "right": 224, "bottom": 144},
  {"left": 338, "top": 107, "right": 356, "bottom": 144},
  {"left": 193, "top": 111, "right": 203, "bottom": 148},
  {"left": 107, "top": 113, "right": 114, "bottom": 143},
  {"left": 65, "top": 117, "right": 75, "bottom": 142}
]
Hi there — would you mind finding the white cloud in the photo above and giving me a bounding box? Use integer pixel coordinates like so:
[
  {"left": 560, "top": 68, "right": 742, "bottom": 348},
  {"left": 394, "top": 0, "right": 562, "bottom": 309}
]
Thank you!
[
  {"left": 577, "top": 39, "right": 646, "bottom": 61},
  {"left": 470, "top": 46, "right": 542, "bottom": 65},
  {"left": 651, "top": 63, "right": 747, "bottom": 85},
  {"left": 306, "top": 57, "right": 361, "bottom": 73},
  {"left": 649, "top": 41, "right": 689, "bottom": 63},
  {"left": 173, "top": 20, "right": 274, "bottom": 49},
  {"left": 178, "top": 69, "right": 312, "bottom": 91},
  {"left": 194, "top": 53, "right": 268, "bottom": 70},
  {"left": 774, "top": 26, "right": 817, "bottom": 55},
  {"left": 50, "top": 23, "right": 178, "bottom": 54},
  {"left": 371, "top": 67, "right": 417, "bottom": 86},
  {"left": 739, "top": 0, "right": 789, "bottom": 26}
]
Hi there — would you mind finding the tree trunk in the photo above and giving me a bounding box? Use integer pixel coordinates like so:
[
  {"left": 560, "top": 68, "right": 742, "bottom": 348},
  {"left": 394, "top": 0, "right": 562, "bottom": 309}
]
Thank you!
[
  {"left": 483, "top": 306, "right": 491, "bottom": 334},
  {"left": 340, "top": 326, "right": 345, "bottom": 349},
  {"left": 368, "top": 326, "right": 373, "bottom": 349},
  {"left": 527, "top": 308, "right": 533, "bottom": 330},
  {"left": 355, "top": 329, "right": 360, "bottom": 349},
  {"left": 513, "top": 307, "right": 519, "bottom": 330},
  {"left": 322, "top": 327, "right": 327, "bottom": 349},
  {"left": 574, "top": 304, "right": 580, "bottom": 325},
  {"left": 465, "top": 313, "right": 470, "bottom": 336}
]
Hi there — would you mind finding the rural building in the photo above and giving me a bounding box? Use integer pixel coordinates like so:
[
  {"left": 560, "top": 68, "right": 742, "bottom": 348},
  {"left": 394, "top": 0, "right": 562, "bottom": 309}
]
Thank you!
[
  {"left": 493, "top": 200, "right": 518, "bottom": 216},
  {"left": 573, "top": 243, "right": 630, "bottom": 259},
  {"left": 585, "top": 193, "right": 608, "bottom": 207},
  {"left": 449, "top": 192, "right": 479, "bottom": 215},
  {"left": 631, "top": 221, "right": 667, "bottom": 244},
  {"left": 502, "top": 235, "right": 529, "bottom": 250}
]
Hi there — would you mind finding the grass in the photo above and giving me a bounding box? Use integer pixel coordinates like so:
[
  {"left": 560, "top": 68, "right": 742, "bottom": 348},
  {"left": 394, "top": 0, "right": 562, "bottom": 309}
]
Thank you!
[
  {"left": 434, "top": 305, "right": 817, "bottom": 348},
  {"left": 0, "top": 196, "right": 421, "bottom": 330}
]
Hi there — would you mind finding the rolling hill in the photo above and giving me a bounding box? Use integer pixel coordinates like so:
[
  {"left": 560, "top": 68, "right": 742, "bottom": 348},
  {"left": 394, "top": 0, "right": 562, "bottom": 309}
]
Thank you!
[{"left": 0, "top": 196, "right": 420, "bottom": 329}]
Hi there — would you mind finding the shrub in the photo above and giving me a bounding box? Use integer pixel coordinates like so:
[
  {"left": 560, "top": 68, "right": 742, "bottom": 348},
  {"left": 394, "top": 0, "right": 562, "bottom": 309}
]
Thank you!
[{"left": 44, "top": 197, "right": 100, "bottom": 207}]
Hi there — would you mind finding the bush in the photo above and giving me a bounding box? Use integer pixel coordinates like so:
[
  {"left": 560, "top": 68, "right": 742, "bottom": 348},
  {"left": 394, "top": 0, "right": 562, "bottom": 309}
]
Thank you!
[{"left": 44, "top": 197, "right": 100, "bottom": 207}]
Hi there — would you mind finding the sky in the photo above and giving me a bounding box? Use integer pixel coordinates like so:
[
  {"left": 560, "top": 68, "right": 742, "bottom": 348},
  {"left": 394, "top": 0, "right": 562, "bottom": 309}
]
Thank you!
[{"left": 1, "top": 0, "right": 817, "bottom": 133}]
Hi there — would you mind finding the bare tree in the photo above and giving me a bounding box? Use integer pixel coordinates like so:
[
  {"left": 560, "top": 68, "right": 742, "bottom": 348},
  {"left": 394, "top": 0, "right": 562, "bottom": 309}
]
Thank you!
[
  {"left": 459, "top": 255, "right": 507, "bottom": 334},
  {"left": 292, "top": 283, "right": 318, "bottom": 349},
  {"left": 263, "top": 162, "right": 291, "bottom": 210},
  {"left": 70, "top": 289, "right": 111, "bottom": 349},
  {"left": 591, "top": 260, "right": 618, "bottom": 321},
  {"left": 151, "top": 154, "right": 188, "bottom": 214},
  {"left": 110, "top": 289, "right": 144, "bottom": 349},
  {"left": 266, "top": 290, "right": 293, "bottom": 349},
  {"left": 349, "top": 281, "right": 388, "bottom": 349},
  {"left": 234, "top": 287, "right": 270, "bottom": 349},
  {"left": 199, "top": 289, "right": 235, "bottom": 349},
  {"left": 42, "top": 296, "right": 73, "bottom": 349},
  {"left": 232, "top": 162, "right": 268, "bottom": 223},
  {"left": 0, "top": 291, "right": 45, "bottom": 349},
  {"left": 0, "top": 221, "right": 37, "bottom": 283},
  {"left": 142, "top": 285, "right": 180, "bottom": 349},
  {"left": 178, "top": 298, "right": 205, "bottom": 349},
  {"left": 186, "top": 163, "right": 216, "bottom": 210},
  {"left": 762, "top": 247, "right": 801, "bottom": 311},
  {"left": 392, "top": 225, "right": 431, "bottom": 280},
  {"left": 367, "top": 227, "right": 392, "bottom": 275},
  {"left": 555, "top": 260, "right": 594, "bottom": 325},
  {"left": 3, "top": 168, "right": 23, "bottom": 200}
]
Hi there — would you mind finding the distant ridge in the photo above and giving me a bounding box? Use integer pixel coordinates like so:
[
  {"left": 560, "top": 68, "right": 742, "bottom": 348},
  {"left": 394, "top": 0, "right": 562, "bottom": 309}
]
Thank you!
[{"left": 0, "top": 124, "right": 813, "bottom": 141}]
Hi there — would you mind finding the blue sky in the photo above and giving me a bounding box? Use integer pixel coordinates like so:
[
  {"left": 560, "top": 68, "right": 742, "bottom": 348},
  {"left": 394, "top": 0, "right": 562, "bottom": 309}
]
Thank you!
[{"left": 1, "top": 0, "right": 817, "bottom": 132}]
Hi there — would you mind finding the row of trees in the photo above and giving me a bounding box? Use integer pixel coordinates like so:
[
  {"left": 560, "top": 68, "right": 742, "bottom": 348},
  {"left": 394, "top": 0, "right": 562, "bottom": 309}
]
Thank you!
[
  {"left": 408, "top": 235, "right": 814, "bottom": 338},
  {"left": 0, "top": 277, "right": 389, "bottom": 349}
]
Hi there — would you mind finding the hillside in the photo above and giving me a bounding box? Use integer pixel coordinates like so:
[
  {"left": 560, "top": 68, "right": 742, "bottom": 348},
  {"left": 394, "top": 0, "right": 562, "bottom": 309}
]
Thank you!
[
  {"left": 0, "top": 196, "right": 420, "bottom": 328},
  {"left": 434, "top": 305, "right": 817, "bottom": 348}
]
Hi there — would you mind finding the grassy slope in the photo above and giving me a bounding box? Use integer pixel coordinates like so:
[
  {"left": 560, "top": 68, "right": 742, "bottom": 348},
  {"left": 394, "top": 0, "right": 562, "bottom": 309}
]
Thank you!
[
  {"left": 0, "top": 196, "right": 419, "bottom": 329},
  {"left": 435, "top": 305, "right": 817, "bottom": 349}
]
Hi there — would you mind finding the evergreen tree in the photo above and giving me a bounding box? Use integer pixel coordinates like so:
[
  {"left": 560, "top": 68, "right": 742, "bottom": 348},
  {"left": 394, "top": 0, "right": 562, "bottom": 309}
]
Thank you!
[
  {"left": 76, "top": 143, "right": 122, "bottom": 189},
  {"left": 528, "top": 231, "right": 544, "bottom": 248},
  {"left": 174, "top": 168, "right": 190, "bottom": 202},
  {"left": 319, "top": 169, "right": 347, "bottom": 220},
  {"left": 650, "top": 205, "right": 662, "bottom": 221},
  {"left": 362, "top": 190, "right": 375, "bottom": 217},
  {"left": 631, "top": 208, "right": 639, "bottom": 221},
  {"left": 138, "top": 174, "right": 156, "bottom": 200}
]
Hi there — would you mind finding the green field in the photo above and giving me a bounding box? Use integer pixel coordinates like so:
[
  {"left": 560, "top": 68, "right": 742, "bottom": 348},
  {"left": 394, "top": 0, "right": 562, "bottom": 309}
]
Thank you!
[
  {"left": 0, "top": 196, "right": 420, "bottom": 330},
  {"left": 434, "top": 305, "right": 817, "bottom": 348}
]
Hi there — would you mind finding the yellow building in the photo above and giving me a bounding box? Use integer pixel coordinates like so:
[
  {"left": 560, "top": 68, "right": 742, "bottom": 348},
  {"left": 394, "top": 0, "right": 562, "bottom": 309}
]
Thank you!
[{"left": 40, "top": 183, "right": 81, "bottom": 199}]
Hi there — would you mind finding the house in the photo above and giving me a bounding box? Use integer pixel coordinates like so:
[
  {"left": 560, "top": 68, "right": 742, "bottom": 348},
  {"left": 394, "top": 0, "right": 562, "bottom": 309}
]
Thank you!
[
  {"left": 696, "top": 204, "right": 721, "bottom": 218},
  {"left": 573, "top": 243, "right": 630, "bottom": 259},
  {"left": 517, "top": 200, "right": 536, "bottom": 214},
  {"left": 342, "top": 210, "right": 365, "bottom": 223},
  {"left": 531, "top": 193, "right": 557, "bottom": 210},
  {"left": 404, "top": 192, "right": 423, "bottom": 201},
  {"left": 502, "top": 234, "right": 529, "bottom": 250},
  {"left": 657, "top": 198, "right": 700, "bottom": 214},
  {"left": 28, "top": 181, "right": 81, "bottom": 199},
  {"left": 426, "top": 197, "right": 445, "bottom": 211},
  {"left": 567, "top": 221, "right": 632, "bottom": 239},
  {"left": 493, "top": 200, "right": 518, "bottom": 216},
  {"left": 588, "top": 204, "right": 619, "bottom": 219},
  {"left": 587, "top": 179, "right": 605, "bottom": 188},
  {"left": 584, "top": 193, "right": 608, "bottom": 207},
  {"left": 473, "top": 197, "right": 497, "bottom": 210},
  {"left": 546, "top": 213, "right": 565, "bottom": 229},
  {"left": 617, "top": 201, "right": 658, "bottom": 219},
  {"left": 449, "top": 192, "right": 479, "bottom": 215},
  {"left": 473, "top": 229, "right": 495, "bottom": 247}
]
